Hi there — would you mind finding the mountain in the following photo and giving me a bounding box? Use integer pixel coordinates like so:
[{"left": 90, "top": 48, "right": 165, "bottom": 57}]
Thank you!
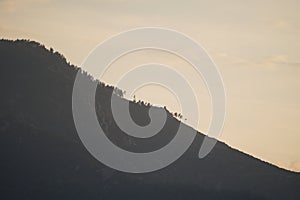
[{"left": 0, "top": 39, "right": 299, "bottom": 200}]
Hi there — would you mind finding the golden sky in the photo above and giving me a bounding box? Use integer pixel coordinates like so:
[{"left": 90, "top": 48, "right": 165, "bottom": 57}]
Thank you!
[{"left": 1, "top": 0, "right": 300, "bottom": 172}]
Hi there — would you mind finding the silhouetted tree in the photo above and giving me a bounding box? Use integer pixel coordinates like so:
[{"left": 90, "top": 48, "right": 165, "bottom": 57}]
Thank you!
[
  {"left": 113, "top": 88, "right": 124, "bottom": 97},
  {"left": 178, "top": 113, "right": 183, "bottom": 119}
]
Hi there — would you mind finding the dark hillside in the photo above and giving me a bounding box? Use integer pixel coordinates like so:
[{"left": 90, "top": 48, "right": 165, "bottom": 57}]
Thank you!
[{"left": 0, "top": 39, "right": 299, "bottom": 199}]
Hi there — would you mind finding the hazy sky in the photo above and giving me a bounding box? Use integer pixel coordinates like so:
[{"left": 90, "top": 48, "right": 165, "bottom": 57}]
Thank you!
[{"left": 1, "top": 0, "right": 300, "bottom": 172}]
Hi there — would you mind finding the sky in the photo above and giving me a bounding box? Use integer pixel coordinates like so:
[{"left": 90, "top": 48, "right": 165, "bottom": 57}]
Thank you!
[{"left": 1, "top": 0, "right": 300, "bottom": 172}]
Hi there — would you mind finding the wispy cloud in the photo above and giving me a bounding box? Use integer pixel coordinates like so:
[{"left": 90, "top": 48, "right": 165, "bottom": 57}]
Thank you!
[
  {"left": 259, "top": 55, "right": 300, "bottom": 69},
  {"left": 216, "top": 53, "right": 300, "bottom": 70}
]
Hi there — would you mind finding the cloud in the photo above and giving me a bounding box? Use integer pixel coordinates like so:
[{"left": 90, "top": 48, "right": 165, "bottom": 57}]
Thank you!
[
  {"left": 216, "top": 52, "right": 249, "bottom": 65},
  {"left": 259, "top": 55, "right": 300, "bottom": 69},
  {"left": 215, "top": 53, "right": 300, "bottom": 71}
]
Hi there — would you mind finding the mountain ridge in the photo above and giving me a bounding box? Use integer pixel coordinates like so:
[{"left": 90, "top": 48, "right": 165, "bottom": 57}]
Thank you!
[
  {"left": 0, "top": 38, "right": 292, "bottom": 171},
  {"left": 0, "top": 39, "right": 299, "bottom": 199}
]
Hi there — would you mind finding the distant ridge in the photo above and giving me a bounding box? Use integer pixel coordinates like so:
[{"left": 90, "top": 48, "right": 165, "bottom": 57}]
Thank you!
[{"left": 0, "top": 39, "right": 299, "bottom": 200}]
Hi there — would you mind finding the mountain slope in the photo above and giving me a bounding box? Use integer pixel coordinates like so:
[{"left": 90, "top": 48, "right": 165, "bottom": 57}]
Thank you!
[{"left": 0, "top": 39, "right": 299, "bottom": 199}]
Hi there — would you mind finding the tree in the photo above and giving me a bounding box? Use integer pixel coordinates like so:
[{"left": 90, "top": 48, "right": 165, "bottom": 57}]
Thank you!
[{"left": 114, "top": 88, "right": 124, "bottom": 97}]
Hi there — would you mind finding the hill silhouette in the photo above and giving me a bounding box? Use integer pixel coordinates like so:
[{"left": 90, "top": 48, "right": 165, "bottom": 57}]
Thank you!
[{"left": 0, "top": 39, "right": 299, "bottom": 199}]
